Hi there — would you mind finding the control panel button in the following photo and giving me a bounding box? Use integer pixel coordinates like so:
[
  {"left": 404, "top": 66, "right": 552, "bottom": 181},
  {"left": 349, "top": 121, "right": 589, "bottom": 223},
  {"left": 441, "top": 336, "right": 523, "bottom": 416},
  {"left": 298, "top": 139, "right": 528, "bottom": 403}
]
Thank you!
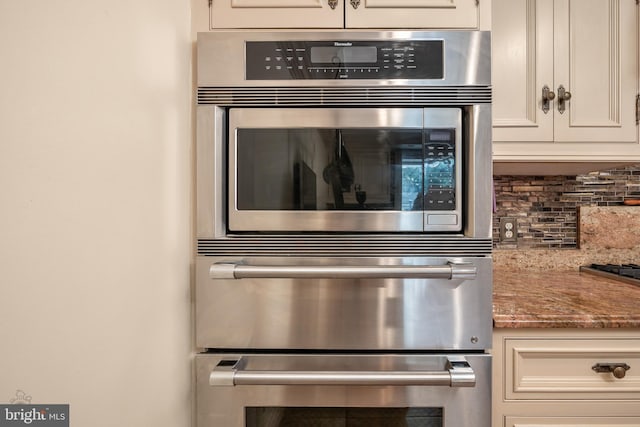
[{"left": 427, "top": 214, "right": 458, "bottom": 225}]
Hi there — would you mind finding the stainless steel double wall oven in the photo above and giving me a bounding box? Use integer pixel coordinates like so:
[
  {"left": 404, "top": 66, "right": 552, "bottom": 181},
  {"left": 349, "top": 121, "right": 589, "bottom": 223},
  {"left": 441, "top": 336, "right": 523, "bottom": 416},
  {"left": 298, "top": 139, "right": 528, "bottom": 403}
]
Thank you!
[{"left": 195, "top": 31, "right": 492, "bottom": 427}]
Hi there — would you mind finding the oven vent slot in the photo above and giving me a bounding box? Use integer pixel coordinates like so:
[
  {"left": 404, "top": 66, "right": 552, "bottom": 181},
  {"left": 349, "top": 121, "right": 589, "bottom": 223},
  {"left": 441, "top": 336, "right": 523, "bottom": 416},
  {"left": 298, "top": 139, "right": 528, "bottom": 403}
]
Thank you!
[
  {"left": 197, "top": 237, "right": 492, "bottom": 257},
  {"left": 197, "top": 86, "right": 492, "bottom": 106}
]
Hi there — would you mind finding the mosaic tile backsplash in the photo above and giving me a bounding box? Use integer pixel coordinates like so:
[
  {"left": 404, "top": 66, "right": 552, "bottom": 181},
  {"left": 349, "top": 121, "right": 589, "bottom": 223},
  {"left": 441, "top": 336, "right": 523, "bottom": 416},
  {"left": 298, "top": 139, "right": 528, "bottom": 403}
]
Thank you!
[{"left": 493, "top": 164, "right": 640, "bottom": 249}]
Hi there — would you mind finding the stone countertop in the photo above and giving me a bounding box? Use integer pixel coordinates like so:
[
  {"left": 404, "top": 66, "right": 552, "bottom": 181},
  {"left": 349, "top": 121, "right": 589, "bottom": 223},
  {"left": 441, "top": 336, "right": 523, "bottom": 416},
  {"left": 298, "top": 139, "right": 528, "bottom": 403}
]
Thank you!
[{"left": 493, "top": 268, "right": 640, "bottom": 328}]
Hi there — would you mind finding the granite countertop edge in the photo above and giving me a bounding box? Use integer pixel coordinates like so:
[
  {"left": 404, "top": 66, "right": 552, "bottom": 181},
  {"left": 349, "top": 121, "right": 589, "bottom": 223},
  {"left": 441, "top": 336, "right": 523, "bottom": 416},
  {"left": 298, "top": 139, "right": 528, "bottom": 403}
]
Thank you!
[
  {"left": 493, "top": 316, "right": 640, "bottom": 329},
  {"left": 492, "top": 268, "right": 640, "bottom": 329}
]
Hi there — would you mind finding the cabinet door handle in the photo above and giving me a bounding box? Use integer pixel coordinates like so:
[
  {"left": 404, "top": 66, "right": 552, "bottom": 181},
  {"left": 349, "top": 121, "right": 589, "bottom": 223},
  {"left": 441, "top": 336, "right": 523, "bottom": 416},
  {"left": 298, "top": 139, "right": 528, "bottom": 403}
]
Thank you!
[
  {"left": 328, "top": 0, "right": 338, "bottom": 9},
  {"left": 557, "top": 85, "right": 572, "bottom": 114},
  {"left": 350, "top": 0, "right": 360, "bottom": 9},
  {"left": 592, "top": 362, "right": 631, "bottom": 379},
  {"left": 542, "top": 85, "right": 556, "bottom": 114}
]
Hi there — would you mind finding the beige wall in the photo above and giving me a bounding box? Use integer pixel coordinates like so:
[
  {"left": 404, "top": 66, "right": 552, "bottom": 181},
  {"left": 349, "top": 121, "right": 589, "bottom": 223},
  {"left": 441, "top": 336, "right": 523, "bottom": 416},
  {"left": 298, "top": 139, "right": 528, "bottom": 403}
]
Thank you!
[{"left": 0, "top": 1, "right": 192, "bottom": 426}]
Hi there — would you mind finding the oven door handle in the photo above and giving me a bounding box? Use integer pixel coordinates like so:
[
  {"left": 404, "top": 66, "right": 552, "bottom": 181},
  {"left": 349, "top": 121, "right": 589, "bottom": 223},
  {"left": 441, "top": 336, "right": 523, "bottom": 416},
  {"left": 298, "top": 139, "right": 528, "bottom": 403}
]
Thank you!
[
  {"left": 209, "top": 261, "right": 476, "bottom": 280},
  {"left": 210, "top": 356, "right": 476, "bottom": 387}
]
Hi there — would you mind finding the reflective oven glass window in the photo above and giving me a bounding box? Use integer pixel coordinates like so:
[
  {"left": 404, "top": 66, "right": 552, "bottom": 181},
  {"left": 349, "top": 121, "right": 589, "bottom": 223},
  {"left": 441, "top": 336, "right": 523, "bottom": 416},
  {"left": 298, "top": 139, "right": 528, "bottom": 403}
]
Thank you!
[
  {"left": 245, "top": 407, "right": 443, "bottom": 427},
  {"left": 235, "top": 128, "right": 456, "bottom": 212}
]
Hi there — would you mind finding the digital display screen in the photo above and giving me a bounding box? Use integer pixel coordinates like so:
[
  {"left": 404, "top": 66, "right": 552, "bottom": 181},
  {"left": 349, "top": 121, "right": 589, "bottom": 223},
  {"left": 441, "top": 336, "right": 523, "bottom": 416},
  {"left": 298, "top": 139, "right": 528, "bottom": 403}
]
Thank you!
[
  {"left": 428, "top": 130, "right": 453, "bottom": 142},
  {"left": 310, "top": 46, "right": 377, "bottom": 64}
]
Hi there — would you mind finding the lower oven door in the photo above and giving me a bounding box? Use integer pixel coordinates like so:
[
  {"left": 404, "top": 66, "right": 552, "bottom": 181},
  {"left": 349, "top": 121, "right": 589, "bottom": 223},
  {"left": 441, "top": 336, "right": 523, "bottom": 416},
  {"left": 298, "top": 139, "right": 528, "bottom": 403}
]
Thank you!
[
  {"left": 196, "top": 353, "right": 491, "bottom": 427},
  {"left": 196, "top": 255, "right": 492, "bottom": 351}
]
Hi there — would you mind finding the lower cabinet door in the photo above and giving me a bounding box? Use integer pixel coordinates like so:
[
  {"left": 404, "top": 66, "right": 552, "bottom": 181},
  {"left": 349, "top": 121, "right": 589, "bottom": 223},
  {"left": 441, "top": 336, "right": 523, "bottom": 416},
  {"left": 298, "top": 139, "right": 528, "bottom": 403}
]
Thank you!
[{"left": 504, "top": 338, "right": 640, "bottom": 400}]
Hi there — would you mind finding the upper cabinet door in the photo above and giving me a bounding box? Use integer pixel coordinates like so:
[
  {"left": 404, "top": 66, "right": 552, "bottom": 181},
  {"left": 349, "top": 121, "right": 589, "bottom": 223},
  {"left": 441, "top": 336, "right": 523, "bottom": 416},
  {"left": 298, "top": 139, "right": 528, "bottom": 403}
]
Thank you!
[
  {"left": 210, "top": 0, "right": 344, "bottom": 29},
  {"left": 553, "top": 0, "right": 638, "bottom": 143},
  {"left": 492, "top": 0, "right": 640, "bottom": 167},
  {"left": 345, "top": 0, "right": 480, "bottom": 28},
  {"left": 492, "top": 0, "right": 554, "bottom": 142}
]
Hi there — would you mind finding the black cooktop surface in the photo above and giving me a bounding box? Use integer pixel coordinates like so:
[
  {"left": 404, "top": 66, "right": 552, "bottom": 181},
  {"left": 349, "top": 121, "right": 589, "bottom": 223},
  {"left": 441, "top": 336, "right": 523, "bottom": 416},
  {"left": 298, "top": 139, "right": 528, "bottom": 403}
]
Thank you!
[{"left": 580, "top": 263, "right": 640, "bottom": 285}]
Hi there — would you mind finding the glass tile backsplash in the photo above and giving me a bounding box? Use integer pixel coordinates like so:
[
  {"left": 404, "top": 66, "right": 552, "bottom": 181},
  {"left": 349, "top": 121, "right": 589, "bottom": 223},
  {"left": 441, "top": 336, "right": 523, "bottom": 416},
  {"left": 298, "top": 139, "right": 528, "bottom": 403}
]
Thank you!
[{"left": 493, "top": 164, "right": 640, "bottom": 249}]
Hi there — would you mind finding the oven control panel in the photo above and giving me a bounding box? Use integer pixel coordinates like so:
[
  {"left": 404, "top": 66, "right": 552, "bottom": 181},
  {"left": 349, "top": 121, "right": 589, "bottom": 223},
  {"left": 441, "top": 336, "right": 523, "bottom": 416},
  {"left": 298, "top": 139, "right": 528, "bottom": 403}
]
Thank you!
[
  {"left": 245, "top": 40, "right": 444, "bottom": 80},
  {"left": 424, "top": 129, "right": 456, "bottom": 210}
]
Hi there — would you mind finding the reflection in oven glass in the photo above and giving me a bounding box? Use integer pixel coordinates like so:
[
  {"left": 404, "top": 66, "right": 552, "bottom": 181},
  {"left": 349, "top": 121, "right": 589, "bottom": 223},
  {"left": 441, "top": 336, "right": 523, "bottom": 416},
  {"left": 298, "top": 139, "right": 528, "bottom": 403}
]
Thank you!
[
  {"left": 236, "top": 128, "right": 425, "bottom": 211},
  {"left": 245, "top": 407, "right": 443, "bottom": 427}
]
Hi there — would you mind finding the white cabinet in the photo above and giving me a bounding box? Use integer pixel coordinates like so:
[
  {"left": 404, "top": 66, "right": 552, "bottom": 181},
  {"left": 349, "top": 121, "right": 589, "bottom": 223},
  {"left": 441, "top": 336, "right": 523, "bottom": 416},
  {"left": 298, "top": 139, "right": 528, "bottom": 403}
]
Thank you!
[
  {"left": 209, "top": 0, "right": 343, "bottom": 29},
  {"left": 493, "top": 329, "right": 640, "bottom": 427},
  {"left": 346, "top": 0, "right": 481, "bottom": 29},
  {"left": 205, "top": 0, "right": 489, "bottom": 29},
  {"left": 492, "top": 0, "right": 640, "bottom": 166}
]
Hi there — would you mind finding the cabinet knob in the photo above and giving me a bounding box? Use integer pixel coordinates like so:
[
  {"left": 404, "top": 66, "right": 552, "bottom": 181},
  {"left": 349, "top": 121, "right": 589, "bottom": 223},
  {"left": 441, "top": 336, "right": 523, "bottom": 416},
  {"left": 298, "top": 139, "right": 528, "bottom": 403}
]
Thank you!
[
  {"left": 350, "top": 0, "right": 360, "bottom": 9},
  {"left": 592, "top": 362, "right": 630, "bottom": 379},
  {"left": 328, "top": 0, "right": 338, "bottom": 9},
  {"left": 542, "top": 85, "right": 555, "bottom": 114},
  {"left": 613, "top": 366, "right": 628, "bottom": 379},
  {"left": 557, "top": 85, "right": 571, "bottom": 114}
]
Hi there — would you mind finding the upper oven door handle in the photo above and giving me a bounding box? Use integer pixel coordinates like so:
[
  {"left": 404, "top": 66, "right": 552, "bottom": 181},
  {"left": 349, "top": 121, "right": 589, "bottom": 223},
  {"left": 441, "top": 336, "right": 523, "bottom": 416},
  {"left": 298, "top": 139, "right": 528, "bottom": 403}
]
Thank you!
[
  {"left": 209, "top": 261, "right": 476, "bottom": 281},
  {"left": 210, "top": 356, "right": 476, "bottom": 387}
]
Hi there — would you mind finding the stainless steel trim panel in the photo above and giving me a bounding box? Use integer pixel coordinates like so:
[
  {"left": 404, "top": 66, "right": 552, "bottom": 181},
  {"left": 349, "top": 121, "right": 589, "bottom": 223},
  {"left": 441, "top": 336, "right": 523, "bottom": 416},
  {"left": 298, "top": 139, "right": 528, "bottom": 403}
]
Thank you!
[
  {"left": 197, "top": 236, "right": 493, "bottom": 256},
  {"left": 197, "top": 86, "right": 492, "bottom": 106},
  {"left": 465, "top": 103, "right": 493, "bottom": 239},
  {"left": 196, "top": 106, "right": 226, "bottom": 238},
  {"left": 231, "top": 106, "right": 424, "bottom": 128},
  {"left": 197, "top": 31, "right": 491, "bottom": 87}
]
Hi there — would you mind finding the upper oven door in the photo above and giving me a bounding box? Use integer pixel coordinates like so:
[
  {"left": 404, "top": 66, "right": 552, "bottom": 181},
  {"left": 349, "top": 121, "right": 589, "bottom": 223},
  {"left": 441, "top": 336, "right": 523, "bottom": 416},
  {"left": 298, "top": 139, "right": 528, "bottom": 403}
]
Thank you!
[{"left": 229, "top": 107, "right": 462, "bottom": 233}]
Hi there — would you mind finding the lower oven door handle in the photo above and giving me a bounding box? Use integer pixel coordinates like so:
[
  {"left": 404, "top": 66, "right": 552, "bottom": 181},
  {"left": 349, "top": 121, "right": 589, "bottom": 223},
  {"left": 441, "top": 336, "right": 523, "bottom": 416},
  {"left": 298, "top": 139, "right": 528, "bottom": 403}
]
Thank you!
[
  {"left": 209, "top": 357, "right": 476, "bottom": 387},
  {"left": 209, "top": 262, "right": 477, "bottom": 280}
]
